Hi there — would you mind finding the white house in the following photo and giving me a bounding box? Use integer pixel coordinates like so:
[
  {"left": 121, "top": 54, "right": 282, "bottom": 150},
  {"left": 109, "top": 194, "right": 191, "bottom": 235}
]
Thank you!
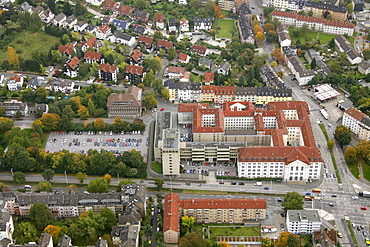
[
  {"left": 0, "top": 211, "right": 14, "bottom": 242},
  {"left": 85, "top": 0, "right": 103, "bottom": 6},
  {"left": 52, "top": 13, "right": 66, "bottom": 26},
  {"left": 193, "top": 17, "right": 212, "bottom": 31},
  {"left": 96, "top": 24, "right": 111, "bottom": 40},
  {"left": 179, "top": 0, "right": 187, "bottom": 4},
  {"left": 156, "top": 13, "right": 165, "bottom": 29},
  {"left": 287, "top": 210, "right": 322, "bottom": 234},
  {"left": 217, "top": 62, "right": 231, "bottom": 75},
  {"left": 74, "top": 20, "right": 88, "bottom": 32},
  {"left": 110, "top": 31, "right": 136, "bottom": 46},
  {"left": 7, "top": 75, "right": 23, "bottom": 91},
  {"left": 179, "top": 18, "right": 189, "bottom": 32}
]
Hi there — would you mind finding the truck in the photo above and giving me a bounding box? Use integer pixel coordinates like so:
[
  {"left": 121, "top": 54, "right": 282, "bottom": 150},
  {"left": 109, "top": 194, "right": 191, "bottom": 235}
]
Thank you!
[
  {"left": 254, "top": 182, "right": 262, "bottom": 186},
  {"left": 320, "top": 109, "right": 329, "bottom": 120}
]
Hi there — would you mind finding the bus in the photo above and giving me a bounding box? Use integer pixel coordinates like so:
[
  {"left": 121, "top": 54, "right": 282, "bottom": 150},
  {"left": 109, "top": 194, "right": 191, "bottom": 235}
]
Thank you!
[
  {"left": 359, "top": 191, "right": 370, "bottom": 197},
  {"left": 320, "top": 109, "right": 329, "bottom": 120},
  {"left": 365, "top": 238, "right": 370, "bottom": 246},
  {"left": 312, "top": 189, "right": 322, "bottom": 193},
  {"left": 304, "top": 196, "right": 313, "bottom": 201}
]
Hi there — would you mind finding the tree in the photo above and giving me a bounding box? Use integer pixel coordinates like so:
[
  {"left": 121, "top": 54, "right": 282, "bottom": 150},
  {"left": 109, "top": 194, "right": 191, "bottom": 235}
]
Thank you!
[
  {"left": 179, "top": 232, "right": 210, "bottom": 247},
  {"left": 0, "top": 182, "right": 4, "bottom": 192},
  {"left": 181, "top": 216, "right": 194, "bottom": 230},
  {"left": 261, "top": 237, "right": 273, "bottom": 247},
  {"left": 263, "top": 23, "right": 275, "bottom": 32},
  {"left": 78, "top": 105, "right": 89, "bottom": 119},
  {"left": 38, "top": 113, "right": 61, "bottom": 131},
  {"left": 94, "top": 118, "right": 106, "bottom": 130},
  {"left": 214, "top": 5, "right": 222, "bottom": 16},
  {"left": 44, "top": 225, "right": 61, "bottom": 239},
  {"left": 112, "top": 117, "right": 124, "bottom": 131},
  {"left": 357, "top": 140, "right": 370, "bottom": 164},
  {"left": 29, "top": 202, "right": 53, "bottom": 231},
  {"left": 253, "top": 25, "right": 262, "bottom": 34},
  {"left": 87, "top": 178, "right": 109, "bottom": 193},
  {"left": 100, "top": 208, "right": 117, "bottom": 231},
  {"left": 0, "top": 106, "right": 5, "bottom": 117},
  {"left": 327, "top": 140, "right": 334, "bottom": 150},
  {"left": 135, "top": 0, "right": 147, "bottom": 10},
  {"left": 344, "top": 146, "right": 358, "bottom": 166},
  {"left": 271, "top": 49, "right": 285, "bottom": 63},
  {"left": 13, "top": 171, "right": 26, "bottom": 184},
  {"left": 76, "top": 172, "right": 88, "bottom": 185},
  {"left": 155, "top": 177, "right": 164, "bottom": 189},
  {"left": 7, "top": 46, "right": 19, "bottom": 69},
  {"left": 275, "top": 231, "right": 300, "bottom": 247},
  {"left": 35, "top": 182, "right": 53, "bottom": 192},
  {"left": 189, "top": 0, "right": 201, "bottom": 9},
  {"left": 116, "top": 179, "right": 136, "bottom": 192},
  {"left": 271, "top": 61, "right": 277, "bottom": 68},
  {"left": 42, "top": 169, "right": 55, "bottom": 182},
  {"left": 347, "top": 3, "right": 353, "bottom": 13},
  {"left": 363, "top": 49, "right": 370, "bottom": 61},
  {"left": 281, "top": 192, "right": 303, "bottom": 211},
  {"left": 103, "top": 174, "right": 112, "bottom": 185},
  {"left": 334, "top": 125, "right": 352, "bottom": 146},
  {"left": 0, "top": 117, "right": 14, "bottom": 133},
  {"left": 144, "top": 91, "right": 158, "bottom": 108},
  {"left": 311, "top": 57, "right": 317, "bottom": 69},
  {"left": 167, "top": 47, "right": 177, "bottom": 61},
  {"left": 16, "top": 222, "right": 38, "bottom": 244},
  {"left": 143, "top": 70, "right": 155, "bottom": 87}
]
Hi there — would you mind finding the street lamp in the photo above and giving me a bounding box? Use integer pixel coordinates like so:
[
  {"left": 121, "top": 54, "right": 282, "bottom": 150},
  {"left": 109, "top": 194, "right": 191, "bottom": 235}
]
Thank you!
[
  {"left": 118, "top": 173, "right": 120, "bottom": 184},
  {"left": 64, "top": 171, "right": 68, "bottom": 185},
  {"left": 10, "top": 168, "right": 13, "bottom": 176}
]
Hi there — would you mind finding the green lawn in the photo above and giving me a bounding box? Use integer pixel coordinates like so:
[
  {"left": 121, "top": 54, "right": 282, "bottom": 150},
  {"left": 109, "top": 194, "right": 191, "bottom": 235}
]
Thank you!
[
  {"left": 361, "top": 159, "right": 370, "bottom": 181},
  {"left": 0, "top": 30, "right": 59, "bottom": 61},
  {"left": 288, "top": 27, "right": 352, "bottom": 45},
  {"left": 348, "top": 159, "right": 360, "bottom": 178},
  {"left": 190, "top": 73, "right": 202, "bottom": 82},
  {"left": 209, "top": 226, "right": 261, "bottom": 239},
  {"left": 318, "top": 33, "right": 337, "bottom": 44},
  {"left": 151, "top": 162, "right": 163, "bottom": 174},
  {"left": 318, "top": 124, "right": 329, "bottom": 141},
  {"left": 217, "top": 19, "right": 236, "bottom": 39}
]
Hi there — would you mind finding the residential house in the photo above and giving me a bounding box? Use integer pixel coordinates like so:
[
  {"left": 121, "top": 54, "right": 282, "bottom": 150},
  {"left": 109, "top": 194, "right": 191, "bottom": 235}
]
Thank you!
[
  {"left": 168, "top": 17, "right": 177, "bottom": 35},
  {"left": 39, "top": 233, "right": 53, "bottom": 247},
  {"left": 81, "top": 37, "right": 99, "bottom": 52},
  {"left": 193, "top": 17, "right": 212, "bottom": 31},
  {"left": 277, "top": 24, "right": 291, "bottom": 47},
  {"left": 204, "top": 72, "right": 214, "bottom": 85},
  {"left": 7, "top": 75, "right": 23, "bottom": 91},
  {"left": 0, "top": 211, "right": 14, "bottom": 242},
  {"left": 99, "top": 63, "right": 119, "bottom": 82},
  {"left": 112, "top": 19, "right": 129, "bottom": 30},
  {"left": 313, "top": 230, "right": 337, "bottom": 247},
  {"left": 64, "top": 56, "right": 80, "bottom": 78},
  {"left": 342, "top": 107, "right": 370, "bottom": 141},
  {"left": 137, "top": 35, "right": 154, "bottom": 50},
  {"left": 353, "top": 0, "right": 364, "bottom": 11},
  {"left": 180, "top": 71, "right": 191, "bottom": 83},
  {"left": 84, "top": 51, "right": 104, "bottom": 64},
  {"left": 27, "top": 77, "right": 44, "bottom": 89},
  {"left": 57, "top": 235, "right": 72, "bottom": 247},
  {"left": 335, "top": 35, "right": 362, "bottom": 64},
  {"left": 47, "top": 80, "right": 80, "bottom": 94},
  {"left": 178, "top": 53, "right": 190, "bottom": 64},
  {"left": 28, "top": 103, "right": 49, "bottom": 116},
  {"left": 96, "top": 24, "right": 111, "bottom": 40},
  {"left": 164, "top": 80, "right": 202, "bottom": 102},
  {"left": 238, "top": 13, "right": 254, "bottom": 43},
  {"left": 0, "top": 100, "right": 29, "bottom": 116},
  {"left": 74, "top": 20, "right": 88, "bottom": 32},
  {"left": 358, "top": 61, "right": 370, "bottom": 75},
  {"left": 191, "top": 44, "right": 208, "bottom": 56},
  {"left": 125, "top": 65, "right": 145, "bottom": 84},
  {"left": 110, "top": 31, "right": 136, "bottom": 46},
  {"left": 19, "top": 2, "right": 32, "bottom": 12},
  {"left": 129, "top": 49, "right": 143, "bottom": 65},
  {"left": 101, "top": 0, "right": 118, "bottom": 11},
  {"left": 179, "top": 0, "right": 187, "bottom": 4},
  {"left": 38, "top": 8, "right": 55, "bottom": 23},
  {"left": 131, "top": 25, "right": 147, "bottom": 35},
  {"left": 156, "top": 13, "right": 165, "bottom": 29},
  {"left": 198, "top": 57, "right": 213, "bottom": 69},
  {"left": 84, "top": 24, "right": 97, "bottom": 34},
  {"left": 85, "top": 0, "right": 103, "bottom": 6},
  {"left": 157, "top": 39, "right": 173, "bottom": 50},
  {"left": 58, "top": 44, "right": 75, "bottom": 58},
  {"left": 218, "top": 61, "right": 231, "bottom": 75},
  {"left": 95, "top": 238, "right": 108, "bottom": 247},
  {"left": 287, "top": 210, "right": 322, "bottom": 234},
  {"left": 117, "top": 5, "right": 133, "bottom": 16},
  {"left": 64, "top": 15, "right": 77, "bottom": 29},
  {"left": 52, "top": 13, "right": 66, "bottom": 26},
  {"left": 107, "top": 87, "right": 142, "bottom": 118},
  {"left": 166, "top": 66, "right": 186, "bottom": 79},
  {"left": 133, "top": 10, "right": 149, "bottom": 22},
  {"left": 179, "top": 18, "right": 189, "bottom": 32},
  {"left": 111, "top": 225, "right": 140, "bottom": 247}
]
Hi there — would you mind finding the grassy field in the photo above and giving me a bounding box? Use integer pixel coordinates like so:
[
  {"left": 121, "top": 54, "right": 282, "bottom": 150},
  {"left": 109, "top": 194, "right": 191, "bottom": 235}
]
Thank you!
[
  {"left": 151, "top": 162, "right": 163, "bottom": 174},
  {"left": 318, "top": 124, "right": 329, "bottom": 141},
  {"left": 348, "top": 159, "right": 360, "bottom": 178},
  {"left": 0, "top": 30, "right": 59, "bottom": 61},
  {"left": 361, "top": 159, "right": 370, "bottom": 181},
  {"left": 288, "top": 27, "right": 347, "bottom": 45},
  {"left": 217, "top": 19, "right": 236, "bottom": 39},
  {"left": 209, "top": 226, "right": 261, "bottom": 239}
]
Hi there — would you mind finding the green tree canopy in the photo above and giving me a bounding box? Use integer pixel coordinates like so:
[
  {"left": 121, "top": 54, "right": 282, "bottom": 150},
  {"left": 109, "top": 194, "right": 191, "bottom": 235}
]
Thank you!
[
  {"left": 281, "top": 192, "right": 303, "bottom": 211},
  {"left": 29, "top": 202, "right": 54, "bottom": 231},
  {"left": 13, "top": 171, "right": 26, "bottom": 184},
  {"left": 334, "top": 125, "right": 351, "bottom": 146},
  {"left": 42, "top": 169, "right": 55, "bottom": 182},
  {"left": 87, "top": 178, "right": 109, "bottom": 193}
]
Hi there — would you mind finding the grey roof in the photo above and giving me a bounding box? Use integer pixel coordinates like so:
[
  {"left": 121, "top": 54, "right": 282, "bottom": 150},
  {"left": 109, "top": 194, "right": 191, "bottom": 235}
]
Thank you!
[
  {"left": 238, "top": 14, "right": 253, "bottom": 42},
  {"left": 219, "top": 61, "right": 231, "bottom": 71},
  {"left": 20, "top": 2, "right": 31, "bottom": 11},
  {"left": 257, "top": 87, "right": 292, "bottom": 97},
  {"left": 57, "top": 235, "right": 72, "bottom": 247},
  {"left": 134, "top": 10, "right": 149, "bottom": 19},
  {"left": 118, "top": 204, "right": 141, "bottom": 225},
  {"left": 235, "top": 87, "right": 257, "bottom": 95},
  {"left": 198, "top": 57, "right": 213, "bottom": 67},
  {"left": 287, "top": 210, "right": 321, "bottom": 223},
  {"left": 164, "top": 81, "right": 201, "bottom": 91},
  {"left": 194, "top": 17, "right": 212, "bottom": 26},
  {"left": 65, "top": 15, "right": 76, "bottom": 25},
  {"left": 131, "top": 25, "right": 145, "bottom": 34},
  {"left": 95, "top": 238, "right": 108, "bottom": 247},
  {"left": 85, "top": 24, "right": 96, "bottom": 32},
  {"left": 361, "top": 115, "right": 370, "bottom": 128},
  {"left": 120, "top": 225, "right": 139, "bottom": 247},
  {"left": 54, "top": 13, "right": 66, "bottom": 22},
  {"left": 282, "top": 46, "right": 297, "bottom": 59},
  {"left": 39, "top": 233, "right": 52, "bottom": 247},
  {"left": 298, "top": 70, "right": 316, "bottom": 77},
  {"left": 289, "top": 56, "right": 306, "bottom": 72},
  {"left": 305, "top": 1, "right": 347, "bottom": 13},
  {"left": 347, "top": 49, "right": 361, "bottom": 60},
  {"left": 28, "top": 77, "right": 43, "bottom": 87},
  {"left": 114, "top": 30, "right": 133, "bottom": 41},
  {"left": 168, "top": 17, "right": 176, "bottom": 26},
  {"left": 359, "top": 61, "right": 370, "bottom": 71}
]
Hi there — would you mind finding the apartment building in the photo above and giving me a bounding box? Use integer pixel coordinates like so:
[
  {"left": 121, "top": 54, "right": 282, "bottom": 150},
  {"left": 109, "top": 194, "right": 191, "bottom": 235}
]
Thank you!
[
  {"left": 287, "top": 210, "right": 322, "bottom": 234},
  {"left": 107, "top": 86, "right": 142, "bottom": 118},
  {"left": 335, "top": 35, "right": 362, "bottom": 65},
  {"left": 303, "top": 1, "right": 347, "bottom": 21},
  {"left": 164, "top": 193, "right": 266, "bottom": 244},
  {"left": 164, "top": 80, "right": 201, "bottom": 103},
  {"left": 342, "top": 107, "right": 370, "bottom": 141},
  {"left": 154, "top": 101, "right": 322, "bottom": 181},
  {"left": 271, "top": 10, "right": 354, "bottom": 36},
  {"left": 218, "top": 0, "right": 235, "bottom": 12},
  {"left": 0, "top": 100, "right": 29, "bottom": 116}
]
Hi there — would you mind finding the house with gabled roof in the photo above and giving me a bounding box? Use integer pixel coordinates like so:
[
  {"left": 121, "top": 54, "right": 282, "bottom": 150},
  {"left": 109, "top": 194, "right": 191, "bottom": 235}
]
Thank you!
[
  {"left": 58, "top": 44, "right": 75, "bottom": 57},
  {"left": 84, "top": 24, "right": 97, "bottom": 34},
  {"left": 74, "top": 20, "right": 88, "bottom": 32},
  {"left": 52, "top": 13, "right": 66, "bottom": 26},
  {"left": 96, "top": 24, "right": 111, "bottom": 40},
  {"left": 128, "top": 49, "right": 143, "bottom": 65},
  {"left": 133, "top": 10, "right": 149, "bottom": 22},
  {"left": 84, "top": 51, "right": 104, "bottom": 64},
  {"left": 37, "top": 7, "right": 55, "bottom": 23},
  {"left": 99, "top": 63, "right": 119, "bottom": 82},
  {"left": 112, "top": 19, "right": 129, "bottom": 30},
  {"left": 218, "top": 61, "right": 231, "bottom": 75},
  {"left": 178, "top": 53, "right": 190, "bottom": 64},
  {"left": 64, "top": 56, "right": 80, "bottom": 78},
  {"left": 110, "top": 31, "right": 136, "bottom": 46},
  {"left": 156, "top": 13, "right": 165, "bottom": 29},
  {"left": 137, "top": 35, "right": 153, "bottom": 50},
  {"left": 193, "top": 17, "right": 212, "bottom": 31},
  {"left": 157, "top": 39, "right": 173, "bottom": 50},
  {"left": 163, "top": 193, "right": 180, "bottom": 244},
  {"left": 165, "top": 66, "right": 186, "bottom": 79},
  {"left": 179, "top": 18, "right": 189, "bottom": 32},
  {"left": 7, "top": 75, "right": 23, "bottom": 91},
  {"left": 19, "top": 2, "right": 32, "bottom": 13},
  {"left": 204, "top": 72, "right": 214, "bottom": 85},
  {"left": 358, "top": 61, "right": 370, "bottom": 75},
  {"left": 117, "top": 5, "right": 133, "bottom": 16},
  {"left": 168, "top": 17, "right": 177, "bottom": 35},
  {"left": 101, "top": 0, "right": 118, "bottom": 11},
  {"left": 81, "top": 37, "right": 99, "bottom": 52},
  {"left": 191, "top": 44, "right": 209, "bottom": 56},
  {"left": 125, "top": 65, "right": 145, "bottom": 83},
  {"left": 131, "top": 24, "right": 147, "bottom": 35}
]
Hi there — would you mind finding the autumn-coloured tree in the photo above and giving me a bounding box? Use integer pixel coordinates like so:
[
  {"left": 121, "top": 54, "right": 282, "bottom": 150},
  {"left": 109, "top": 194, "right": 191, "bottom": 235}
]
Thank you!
[
  {"left": 44, "top": 225, "right": 61, "bottom": 238},
  {"left": 263, "top": 23, "right": 275, "bottom": 32},
  {"left": 271, "top": 61, "right": 277, "bottom": 68},
  {"left": 7, "top": 46, "right": 19, "bottom": 69},
  {"left": 252, "top": 20, "right": 259, "bottom": 28},
  {"left": 253, "top": 24, "right": 262, "bottom": 34},
  {"left": 297, "top": 49, "right": 303, "bottom": 56},
  {"left": 344, "top": 146, "right": 357, "bottom": 166},
  {"left": 214, "top": 5, "right": 222, "bottom": 16},
  {"left": 103, "top": 174, "right": 111, "bottom": 185},
  {"left": 276, "top": 71, "right": 284, "bottom": 79},
  {"left": 255, "top": 32, "right": 266, "bottom": 44},
  {"left": 38, "top": 113, "right": 61, "bottom": 131},
  {"left": 78, "top": 105, "right": 89, "bottom": 119},
  {"left": 94, "top": 118, "right": 106, "bottom": 130},
  {"left": 327, "top": 140, "right": 334, "bottom": 150},
  {"left": 76, "top": 172, "right": 88, "bottom": 185},
  {"left": 275, "top": 231, "right": 300, "bottom": 247},
  {"left": 271, "top": 49, "right": 285, "bottom": 63}
]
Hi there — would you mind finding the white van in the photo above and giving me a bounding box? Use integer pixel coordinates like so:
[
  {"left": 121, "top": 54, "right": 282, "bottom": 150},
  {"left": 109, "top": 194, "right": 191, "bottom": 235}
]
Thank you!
[
  {"left": 24, "top": 185, "right": 32, "bottom": 189},
  {"left": 254, "top": 182, "right": 262, "bottom": 186}
]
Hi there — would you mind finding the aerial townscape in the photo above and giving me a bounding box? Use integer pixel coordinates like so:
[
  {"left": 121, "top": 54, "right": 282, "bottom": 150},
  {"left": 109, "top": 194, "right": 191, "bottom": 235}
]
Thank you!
[{"left": 2, "top": 0, "right": 370, "bottom": 246}]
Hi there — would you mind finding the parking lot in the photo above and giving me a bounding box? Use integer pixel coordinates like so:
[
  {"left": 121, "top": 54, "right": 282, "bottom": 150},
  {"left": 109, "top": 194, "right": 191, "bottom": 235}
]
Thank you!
[{"left": 45, "top": 131, "right": 149, "bottom": 159}]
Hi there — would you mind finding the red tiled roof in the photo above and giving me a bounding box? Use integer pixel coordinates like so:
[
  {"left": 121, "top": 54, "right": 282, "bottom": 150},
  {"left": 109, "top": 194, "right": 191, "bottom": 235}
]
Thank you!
[
  {"left": 137, "top": 35, "right": 153, "bottom": 46},
  {"left": 204, "top": 72, "right": 214, "bottom": 82},
  {"left": 125, "top": 65, "right": 144, "bottom": 75},
  {"left": 345, "top": 107, "right": 366, "bottom": 121},
  {"left": 102, "top": 0, "right": 117, "bottom": 8},
  {"left": 163, "top": 193, "right": 179, "bottom": 233},
  {"left": 99, "top": 63, "right": 117, "bottom": 73},
  {"left": 130, "top": 49, "right": 143, "bottom": 63},
  {"left": 99, "top": 24, "right": 110, "bottom": 34},
  {"left": 84, "top": 51, "right": 102, "bottom": 61},
  {"left": 167, "top": 66, "right": 186, "bottom": 74},
  {"left": 157, "top": 39, "right": 173, "bottom": 48},
  {"left": 83, "top": 37, "right": 98, "bottom": 49},
  {"left": 179, "top": 18, "right": 189, "bottom": 25},
  {"left": 178, "top": 103, "right": 209, "bottom": 112},
  {"left": 58, "top": 44, "right": 74, "bottom": 55},
  {"left": 178, "top": 53, "right": 189, "bottom": 62},
  {"left": 179, "top": 198, "right": 266, "bottom": 209},
  {"left": 67, "top": 56, "right": 80, "bottom": 70},
  {"left": 191, "top": 44, "right": 208, "bottom": 55},
  {"left": 201, "top": 86, "right": 235, "bottom": 95},
  {"left": 156, "top": 13, "right": 164, "bottom": 22},
  {"left": 9, "top": 74, "right": 22, "bottom": 82},
  {"left": 117, "top": 5, "right": 133, "bottom": 15}
]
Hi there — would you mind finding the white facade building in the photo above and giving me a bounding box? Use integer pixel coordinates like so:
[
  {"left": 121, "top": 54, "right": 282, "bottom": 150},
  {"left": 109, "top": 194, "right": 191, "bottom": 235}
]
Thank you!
[{"left": 287, "top": 210, "right": 322, "bottom": 234}]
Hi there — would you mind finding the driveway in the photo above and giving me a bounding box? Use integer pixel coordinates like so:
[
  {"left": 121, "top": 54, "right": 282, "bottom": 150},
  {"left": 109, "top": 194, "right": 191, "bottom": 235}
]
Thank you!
[{"left": 85, "top": 6, "right": 104, "bottom": 17}]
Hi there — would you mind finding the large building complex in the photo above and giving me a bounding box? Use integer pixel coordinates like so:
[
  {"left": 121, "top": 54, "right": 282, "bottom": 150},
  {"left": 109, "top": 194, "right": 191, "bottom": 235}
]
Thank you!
[
  {"left": 154, "top": 101, "right": 322, "bottom": 182},
  {"left": 107, "top": 86, "right": 142, "bottom": 118},
  {"left": 163, "top": 193, "right": 267, "bottom": 244}
]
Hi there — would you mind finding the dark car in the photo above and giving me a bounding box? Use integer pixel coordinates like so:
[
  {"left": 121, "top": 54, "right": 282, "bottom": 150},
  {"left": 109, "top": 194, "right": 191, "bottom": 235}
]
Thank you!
[
  {"left": 277, "top": 198, "right": 283, "bottom": 202},
  {"left": 231, "top": 182, "right": 237, "bottom": 185},
  {"left": 280, "top": 223, "right": 284, "bottom": 228},
  {"left": 238, "top": 182, "right": 245, "bottom": 185}
]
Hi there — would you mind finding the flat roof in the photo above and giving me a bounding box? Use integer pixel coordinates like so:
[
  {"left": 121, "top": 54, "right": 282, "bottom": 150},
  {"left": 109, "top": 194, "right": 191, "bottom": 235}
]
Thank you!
[{"left": 313, "top": 84, "right": 340, "bottom": 101}]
